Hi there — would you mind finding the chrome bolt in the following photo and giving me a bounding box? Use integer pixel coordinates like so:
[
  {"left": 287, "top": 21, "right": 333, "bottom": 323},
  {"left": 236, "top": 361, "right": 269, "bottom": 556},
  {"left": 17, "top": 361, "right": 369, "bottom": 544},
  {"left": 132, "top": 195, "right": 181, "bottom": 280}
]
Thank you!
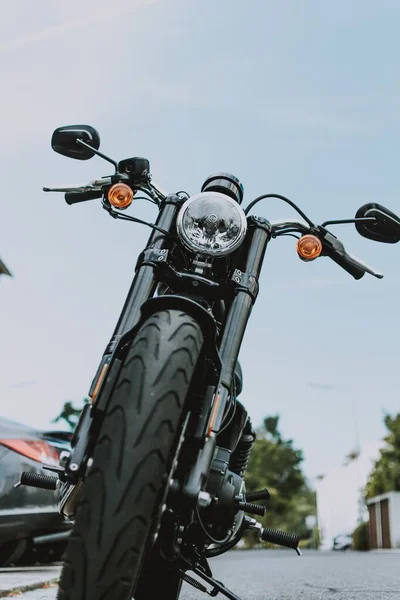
[
  {"left": 198, "top": 491, "right": 212, "bottom": 507},
  {"left": 59, "top": 450, "right": 71, "bottom": 467},
  {"left": 69, "top": 463, "right": 79, "bottom": 472}
]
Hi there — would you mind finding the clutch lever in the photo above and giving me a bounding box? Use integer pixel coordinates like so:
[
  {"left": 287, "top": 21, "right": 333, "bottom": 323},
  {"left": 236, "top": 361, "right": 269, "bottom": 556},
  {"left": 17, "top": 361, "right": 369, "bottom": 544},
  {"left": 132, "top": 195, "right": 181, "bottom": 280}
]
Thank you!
[{"left": 43, "top": 177, "right": 113, "bottom": 193}]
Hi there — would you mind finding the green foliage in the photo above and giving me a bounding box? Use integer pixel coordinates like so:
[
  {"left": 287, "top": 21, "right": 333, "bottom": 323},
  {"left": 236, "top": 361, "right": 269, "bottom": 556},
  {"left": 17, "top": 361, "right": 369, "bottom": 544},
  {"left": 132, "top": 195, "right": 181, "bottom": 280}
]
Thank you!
[
  {"left": 245, "top": 415, "right": 316, "bottom": 539},
  {"left": 352, "top": 521, "right": 369, "bottom": 551},
  {"left": 343, "top": 448, "right": 360, "bottom": 466},
  {"left": 52, "top": 398, "right": 90, "bottom": 430},
  {"left": 312, "top": 525, "right": 321, "bottom": 549},
  {"left": 366, "top": 413, "right": 400, "bottom": 499}
]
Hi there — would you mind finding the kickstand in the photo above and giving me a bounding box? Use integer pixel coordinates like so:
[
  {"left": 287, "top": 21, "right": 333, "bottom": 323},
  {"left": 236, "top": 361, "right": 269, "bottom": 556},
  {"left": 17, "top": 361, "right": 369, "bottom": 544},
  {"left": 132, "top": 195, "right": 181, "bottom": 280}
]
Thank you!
[
  {"left": 193, "top": 565, "right": 243, "bottom": 600},
  {"left": 180, "top": 554, "right": 243, "bottom": 600}
]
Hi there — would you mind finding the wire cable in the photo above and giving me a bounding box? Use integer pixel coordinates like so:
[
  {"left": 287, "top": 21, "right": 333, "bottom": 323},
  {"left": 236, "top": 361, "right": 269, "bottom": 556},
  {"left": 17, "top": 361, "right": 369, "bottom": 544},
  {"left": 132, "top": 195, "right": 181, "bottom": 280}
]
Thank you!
[
  {"left": 137, "top": 187, "right": 160, "bottom": 205},
  {"left": 176, "top": 190, "right": 190, "bottom": 199},
  {"left": 277, "top": 233, "right": 301, "bottom": 240},
  {"left": 102, "top": 203, "right": 175, "bottom": 238},
  {"left": 205, "top": 521, "right": 247, "bottom": 557},
  {"left": 196, "top": 506, "right": 232, "bottom": 545},
  {"left": 244, "top": 193, "right": 315, "bottom": 227},
  {"left": 217, "top": 381, "right": 237, "bottom": 436}
]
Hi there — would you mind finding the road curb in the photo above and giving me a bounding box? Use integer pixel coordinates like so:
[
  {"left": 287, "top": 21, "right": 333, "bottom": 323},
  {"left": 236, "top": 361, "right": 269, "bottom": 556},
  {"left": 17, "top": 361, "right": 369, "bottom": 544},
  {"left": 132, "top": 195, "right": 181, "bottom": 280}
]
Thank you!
[
  {"left": 0, "top": 567, "right": 61, "bottom": 598},
  {"left": 0, "top": 577, "right": 58, "bottom": 598}
]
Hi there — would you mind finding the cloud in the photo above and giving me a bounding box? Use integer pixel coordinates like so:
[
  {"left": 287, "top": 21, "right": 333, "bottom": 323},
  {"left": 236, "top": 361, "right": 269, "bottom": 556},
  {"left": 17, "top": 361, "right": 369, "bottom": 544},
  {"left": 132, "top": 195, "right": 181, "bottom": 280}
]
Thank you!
[{"left": 0, "top": 0, "right": 159, "bottom": 53}]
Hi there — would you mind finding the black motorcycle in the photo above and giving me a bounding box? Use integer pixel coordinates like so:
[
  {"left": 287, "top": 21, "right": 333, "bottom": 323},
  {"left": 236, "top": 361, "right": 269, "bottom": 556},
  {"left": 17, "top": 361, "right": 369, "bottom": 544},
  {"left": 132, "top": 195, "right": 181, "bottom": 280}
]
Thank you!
[{"left": 18, "top": 125, "right": 400, "bottom": 600}]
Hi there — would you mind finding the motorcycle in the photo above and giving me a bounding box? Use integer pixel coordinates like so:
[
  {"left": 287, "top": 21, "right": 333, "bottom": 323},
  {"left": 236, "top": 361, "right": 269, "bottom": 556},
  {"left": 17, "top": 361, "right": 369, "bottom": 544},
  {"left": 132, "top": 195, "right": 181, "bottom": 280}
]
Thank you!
[{"left": 17, "top": 125, "right": 400, "bottom": 600}]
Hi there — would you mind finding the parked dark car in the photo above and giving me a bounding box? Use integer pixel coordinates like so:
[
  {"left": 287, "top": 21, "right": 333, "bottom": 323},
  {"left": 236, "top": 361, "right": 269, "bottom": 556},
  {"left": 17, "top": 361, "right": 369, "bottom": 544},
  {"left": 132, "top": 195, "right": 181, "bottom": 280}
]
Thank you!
[{"left": 0, "top": 417, "right": 73, "bottom": 565}]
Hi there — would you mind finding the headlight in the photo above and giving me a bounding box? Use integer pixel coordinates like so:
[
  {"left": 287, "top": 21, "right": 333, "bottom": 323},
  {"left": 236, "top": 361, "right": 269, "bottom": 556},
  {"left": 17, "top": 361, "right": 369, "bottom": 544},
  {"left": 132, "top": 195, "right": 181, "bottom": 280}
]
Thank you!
[{"left": 176, "top": 192, "right": 247, "bottom": 257}]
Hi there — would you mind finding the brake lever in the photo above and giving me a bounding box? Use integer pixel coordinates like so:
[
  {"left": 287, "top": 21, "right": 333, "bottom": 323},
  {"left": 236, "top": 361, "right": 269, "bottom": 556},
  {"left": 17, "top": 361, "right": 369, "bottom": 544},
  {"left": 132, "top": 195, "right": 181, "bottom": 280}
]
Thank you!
[
  {"left": 321, "top": 230, "right": 384, "bottom": 279},
  {"left": 343, "top": 252, "right": 384, "bottom": 279}
]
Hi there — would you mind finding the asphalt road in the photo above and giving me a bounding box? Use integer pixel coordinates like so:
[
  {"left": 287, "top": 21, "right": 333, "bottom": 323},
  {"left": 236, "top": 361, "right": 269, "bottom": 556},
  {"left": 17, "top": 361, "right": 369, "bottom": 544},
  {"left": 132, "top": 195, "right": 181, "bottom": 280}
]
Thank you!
[
  {"left": 181, "top": 550, "right": 400, "bottom": 600},
  {"left": 6, "top": 550, "right": 400, "bottom": 599}
]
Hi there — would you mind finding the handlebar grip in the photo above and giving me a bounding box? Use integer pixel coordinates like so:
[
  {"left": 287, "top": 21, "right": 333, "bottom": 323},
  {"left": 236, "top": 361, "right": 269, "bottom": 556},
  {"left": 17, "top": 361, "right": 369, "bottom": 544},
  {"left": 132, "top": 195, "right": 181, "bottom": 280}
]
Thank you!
[
  {"left": 321, "top": 230, "right": 366, "bottom": 280},
  {"left": 326, "top": 249, "right": 366, "bottom": 280},
  {"left": 65, "top": 189, "right": 103, "bottom": 205}
]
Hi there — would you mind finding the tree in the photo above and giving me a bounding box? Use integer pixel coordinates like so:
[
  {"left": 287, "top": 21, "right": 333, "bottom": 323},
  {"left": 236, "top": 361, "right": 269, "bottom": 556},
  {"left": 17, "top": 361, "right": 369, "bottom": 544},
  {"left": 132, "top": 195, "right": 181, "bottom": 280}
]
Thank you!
[
  {"left": 343, "top": 448, "right": 360, "bottom": 466},
  {"left": 352, "top": 521, "right": 369, "bottom": 551},
  {"left": 52, "top": 398, "right": 90, "bottom": 430},
  {"left": 366, "top": 413, "right": 400, "bottom": 499},
  {"left": 245, "top": 415, "right": 316, "bottom": 537}
]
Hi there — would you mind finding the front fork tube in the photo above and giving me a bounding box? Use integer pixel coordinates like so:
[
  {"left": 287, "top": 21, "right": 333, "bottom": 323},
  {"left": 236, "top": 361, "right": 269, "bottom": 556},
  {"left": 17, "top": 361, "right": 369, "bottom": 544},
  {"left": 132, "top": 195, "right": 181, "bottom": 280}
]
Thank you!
[
  {"left": 182, "top": 217, "right": 271, "bottom": 506},
  {"left": 210, "top": 216, "right": 272, "bottom": 434},
  {"left": 88, "top": 195, "right": 184, "bottom": 402}
]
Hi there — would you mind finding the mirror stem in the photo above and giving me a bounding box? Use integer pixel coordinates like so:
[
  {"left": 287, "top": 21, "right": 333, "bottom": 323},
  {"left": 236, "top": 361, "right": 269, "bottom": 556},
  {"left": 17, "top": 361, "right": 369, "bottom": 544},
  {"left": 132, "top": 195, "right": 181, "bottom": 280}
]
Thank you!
[
  {"left": 321, "top": 217, "right": 377, "bottom": 227},
  {"left": 76, "top": 139, "right": 118, "bottom": 171}
]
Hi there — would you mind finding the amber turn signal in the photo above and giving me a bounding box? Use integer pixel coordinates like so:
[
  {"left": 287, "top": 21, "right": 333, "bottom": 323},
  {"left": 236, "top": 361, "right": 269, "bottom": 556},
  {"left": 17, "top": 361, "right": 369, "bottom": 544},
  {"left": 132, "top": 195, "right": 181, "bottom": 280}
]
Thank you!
[
  {"left": 108, "top": 183, "right": 134, "bottom": 209},
  {"left": 296, "top": 235, "right": 323, "bottom": 261}
]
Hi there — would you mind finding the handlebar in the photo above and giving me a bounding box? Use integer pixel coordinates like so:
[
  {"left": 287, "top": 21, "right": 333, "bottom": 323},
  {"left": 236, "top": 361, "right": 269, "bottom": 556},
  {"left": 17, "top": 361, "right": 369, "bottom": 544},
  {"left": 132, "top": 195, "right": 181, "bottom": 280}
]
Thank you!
[
  {"left": 44, "top": 183, "right": 383, "bottom": 279},
  {"left": 43, "top": 176, "right": 167, "bottom": 205},
  {"left": 270, "top": 220, "right": 383, "bottom": 279},
  {"left": 324, "top": 247, "right": 366, "bottom": 280},
  {"left": 65, "top": 189, "right": 103, "bottom": 205}
]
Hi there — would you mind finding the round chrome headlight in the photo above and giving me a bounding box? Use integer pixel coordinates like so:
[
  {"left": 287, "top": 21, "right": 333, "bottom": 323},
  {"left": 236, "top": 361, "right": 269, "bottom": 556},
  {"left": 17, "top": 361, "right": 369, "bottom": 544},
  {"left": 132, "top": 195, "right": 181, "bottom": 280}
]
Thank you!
[{"left": 176, "top": 192, "right": 247, "bottom": 257}]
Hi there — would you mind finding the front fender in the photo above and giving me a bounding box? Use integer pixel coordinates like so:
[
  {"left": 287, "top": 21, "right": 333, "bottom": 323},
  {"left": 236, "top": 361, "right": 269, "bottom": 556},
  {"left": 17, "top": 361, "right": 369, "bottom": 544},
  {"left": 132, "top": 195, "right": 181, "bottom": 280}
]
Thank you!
[{"left": 131, "top": 295, "right": 222, "bottom": 375}]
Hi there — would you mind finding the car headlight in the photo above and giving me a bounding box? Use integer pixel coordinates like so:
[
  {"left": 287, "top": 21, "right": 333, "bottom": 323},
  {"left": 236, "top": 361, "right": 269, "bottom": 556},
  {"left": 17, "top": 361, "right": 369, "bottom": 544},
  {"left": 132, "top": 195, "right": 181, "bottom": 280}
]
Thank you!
[{"left": 176, "top": 192, "right": 247, "bottom": 257}]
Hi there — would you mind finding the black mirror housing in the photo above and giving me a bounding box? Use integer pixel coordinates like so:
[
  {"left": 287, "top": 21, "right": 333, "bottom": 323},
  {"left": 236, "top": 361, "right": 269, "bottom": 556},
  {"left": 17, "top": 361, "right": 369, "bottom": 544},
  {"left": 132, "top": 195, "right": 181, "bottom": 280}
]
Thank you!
[
  {"left": 51, "top": 125, "right": 100, "bottom": 160},
  {"left": 355, "top": 203, "right": 400, "bottom": 244}
]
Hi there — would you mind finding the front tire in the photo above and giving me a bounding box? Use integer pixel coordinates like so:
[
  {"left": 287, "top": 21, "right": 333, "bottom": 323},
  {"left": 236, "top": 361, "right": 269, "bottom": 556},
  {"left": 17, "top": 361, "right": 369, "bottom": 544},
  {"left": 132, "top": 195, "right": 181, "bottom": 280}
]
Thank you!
[{"left": 58, "top": 310, "right": 204, "bottom": 600}]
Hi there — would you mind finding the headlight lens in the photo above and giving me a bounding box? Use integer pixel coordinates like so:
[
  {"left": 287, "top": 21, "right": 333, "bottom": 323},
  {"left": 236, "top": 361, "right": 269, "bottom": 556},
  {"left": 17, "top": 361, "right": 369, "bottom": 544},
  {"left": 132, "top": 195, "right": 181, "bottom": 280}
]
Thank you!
[{"left": 176, "top": 192, "right": 247, "bottom": 257}]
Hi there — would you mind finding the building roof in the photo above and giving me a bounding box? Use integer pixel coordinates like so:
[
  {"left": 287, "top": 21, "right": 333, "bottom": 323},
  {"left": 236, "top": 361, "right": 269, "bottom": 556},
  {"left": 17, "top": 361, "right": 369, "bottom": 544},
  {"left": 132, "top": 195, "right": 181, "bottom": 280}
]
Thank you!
[
  {"left": 367, "top": 491, "right": 400, "bottom": 505},
  {"left": 0, "top": 258, "right": 12, "bottom": 276}
]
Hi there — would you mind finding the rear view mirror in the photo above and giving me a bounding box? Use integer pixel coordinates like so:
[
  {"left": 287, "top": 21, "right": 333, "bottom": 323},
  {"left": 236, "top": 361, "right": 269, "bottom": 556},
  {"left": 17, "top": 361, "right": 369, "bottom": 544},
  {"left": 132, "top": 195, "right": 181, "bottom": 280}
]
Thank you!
[
  {"left": 51, "top": 125, "right": 100, "bottom": 160},
  {"left": 355, "top": 203, "right": 400, "bottom": 244}
]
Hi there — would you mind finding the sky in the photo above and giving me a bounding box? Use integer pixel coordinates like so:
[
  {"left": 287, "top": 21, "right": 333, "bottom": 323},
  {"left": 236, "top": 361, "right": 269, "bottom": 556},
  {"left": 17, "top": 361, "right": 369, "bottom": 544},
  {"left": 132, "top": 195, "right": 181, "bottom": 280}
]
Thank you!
[{"left": 1, "top": 0, "right": 400, "bottom": 481}]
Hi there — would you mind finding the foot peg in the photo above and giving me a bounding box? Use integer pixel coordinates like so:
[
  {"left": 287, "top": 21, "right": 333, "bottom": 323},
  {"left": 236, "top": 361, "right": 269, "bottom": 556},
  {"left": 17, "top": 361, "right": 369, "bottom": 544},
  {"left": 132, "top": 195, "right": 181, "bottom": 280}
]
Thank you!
[
  {"left": 262, "top": 527, "right": 301, "bottom": 553},
  {"left": 14, "top": 471, "right": 59, "bottom": 491},
  {"left": 15, "top": 465, "right": 66, "bottom": 490},
  {"left": 245, "top": 488, "right": 270, "bottom": 503},
  {"left": 236, "top": 500, "right": 266, "bottom": 517},
  {"left": 245, "top": 516, "right": 302, "bottom": 555}
]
